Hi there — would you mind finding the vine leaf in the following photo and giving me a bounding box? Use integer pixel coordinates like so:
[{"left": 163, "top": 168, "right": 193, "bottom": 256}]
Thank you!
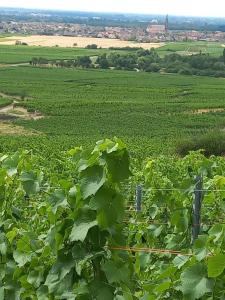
[
  {"left": 13, "top": 250, "right": 32, "bottom": 267},
  {"left": 180, "top": 263, "right": 213, "bottom": 299},
  {"left": 80, "top": 166, "right": 106, "bottom": 199},
  {"left": 70, "top": 221, "right": 97, "bottom": 242},
  {"left": 102, "top": 261, "right": 130, "bottom": 284},
  {"left": 49, "top": 190, "right": 68, "bottom": 214},
  {"left": 2, "top": 152, "right": 20, "bottom": 176},
  {"left": 0, "top": 287, "right": 4, "bottom": 300},
  {"left": 207, "top": 254, "right": 225, "bottom": 278},
  {"left": 89, "top": 187, "right": 124, "bottom": 228},
  {"left": 105, "top": 151, "right": 131, "bottom": 182},
  {"left": 20, "top": 171, "right": 41, "bottom": 195}
]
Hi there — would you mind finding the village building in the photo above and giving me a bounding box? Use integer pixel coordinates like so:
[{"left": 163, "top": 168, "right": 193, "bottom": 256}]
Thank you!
[{"left": 146, "top": 15, "right": 169, "bottom": 34}]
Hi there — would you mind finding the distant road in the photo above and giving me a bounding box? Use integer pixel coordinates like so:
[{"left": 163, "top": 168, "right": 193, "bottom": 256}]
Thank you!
[{"left": 0, "top": 35, "right": 165, "bottom": 49}]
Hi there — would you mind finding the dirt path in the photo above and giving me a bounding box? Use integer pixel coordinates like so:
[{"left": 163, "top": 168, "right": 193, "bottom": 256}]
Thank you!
[
  {"left": 0, "top": 92, "right": 23, "bottom": 100},
  {"left": 192, "top": 108, "right": 224, "bottom": 114},
  {"left": 0, "top": 63, "right": 29, "bottom": 68},
  {"left": 0, "top": 92, "right": 44, "bottom": 135},
  {"left": 0, "top": 103, "right": 14, "bottom": 113},
  {"left": 0, "top": 96, "right": 43, "bottom": 120},
  {"left": 0, "top": 122, "right": 40, "bottom": 135}
]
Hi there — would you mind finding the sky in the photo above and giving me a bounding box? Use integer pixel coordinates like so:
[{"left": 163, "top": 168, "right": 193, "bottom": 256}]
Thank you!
[{"left": 1, "top": 0, "right": 225, "bottom": 18}]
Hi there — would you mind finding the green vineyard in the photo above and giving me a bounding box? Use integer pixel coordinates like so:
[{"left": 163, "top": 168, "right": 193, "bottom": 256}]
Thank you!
[{"left": 0, "top": 65, "right": 225, "bottom": 159}]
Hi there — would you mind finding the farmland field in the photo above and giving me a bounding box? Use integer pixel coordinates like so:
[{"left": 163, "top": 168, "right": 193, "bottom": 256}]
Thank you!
[
  {"left": 0, "top": 41, "right": 223, "bottom": 65},
  {"left": 157, "top": 41, "right": 224, "bottom": 57},
  {"left": 0, "top": 34, "right": 164, "bottom": 49},
  {"left": 0, "top": 44, "right": 111, "bottom": 64},
  {"left": 0, "top": 62, "right": 225, "bottom": 158}
]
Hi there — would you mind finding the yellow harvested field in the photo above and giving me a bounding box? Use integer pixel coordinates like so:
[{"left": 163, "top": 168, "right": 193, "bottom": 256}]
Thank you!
[{"left": 0, "top": 35, "right": 165, "bottom": 49}]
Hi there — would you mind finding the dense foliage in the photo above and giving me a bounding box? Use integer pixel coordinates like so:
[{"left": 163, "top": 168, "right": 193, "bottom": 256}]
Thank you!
[
  {"left": 31, "top": 48, "right": 225, "bottom": 77},
  {"left": 176, "top": 130, "right": 225, "bottom": 157},
  {"left": 0, "top": 139, "right": 224, "bottom": 299}
]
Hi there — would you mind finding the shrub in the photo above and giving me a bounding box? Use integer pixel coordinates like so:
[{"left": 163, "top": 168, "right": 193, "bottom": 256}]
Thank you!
[
  {"left": 85, "top": 44, "right": 98, "bottom": 49},
  {"left": 176, "top": 130, "right": 225, "bottom": 156},
  {"left": 178, "top": 68, "right": 193, "bottom": 75}
]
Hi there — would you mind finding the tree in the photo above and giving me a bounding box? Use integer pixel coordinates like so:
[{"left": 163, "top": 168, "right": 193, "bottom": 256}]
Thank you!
[
  {"left": 75, "top": 56, "right": 92, "bottom": 68},
  {"left": 30, "top": 57, "right": 38, "bottom": 66},
  {"left": 96, "top": 54, "right": 109, "bottom": 69}
]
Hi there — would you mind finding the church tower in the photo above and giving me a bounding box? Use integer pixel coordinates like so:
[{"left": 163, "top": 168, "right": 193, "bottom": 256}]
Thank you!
[{"left": 165, "top": 15, "right": 169, "bottom": 32}]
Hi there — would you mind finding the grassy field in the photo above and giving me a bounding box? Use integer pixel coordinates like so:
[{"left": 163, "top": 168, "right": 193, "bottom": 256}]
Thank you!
[
  {"left": 0, "top": 41, "right": 223, "bottom": 64},
  {"left": 157, "top": 41, "right": 224, "bottom": 57},
  {"left": 0, "top": 64, "right": 225, "bottom": 158},
  {"left": 0, "top": 45, "right": 113, "bottom": 64}
]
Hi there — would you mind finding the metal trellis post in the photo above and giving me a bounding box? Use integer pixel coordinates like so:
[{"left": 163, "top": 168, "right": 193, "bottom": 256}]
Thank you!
[
  {"left": 136, "top": 185, "right": 142, "bottom": 212},
  {"left": 192, "top": 175, "right": 203, "bottom": 244}
]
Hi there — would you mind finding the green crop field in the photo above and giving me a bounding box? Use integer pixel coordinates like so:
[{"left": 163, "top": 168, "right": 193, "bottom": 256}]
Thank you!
[
  {"left": 0, "top": 41, "right": 223, "bottom": 64},
  {"left": 0, "top": 45, "right": 112, "bottom": 64},
  {"left": 0, "top": 64, "right": 225, "bottom": 158},
  {"left": 158, "top": 41, "right": 224, "bottom": 57}
]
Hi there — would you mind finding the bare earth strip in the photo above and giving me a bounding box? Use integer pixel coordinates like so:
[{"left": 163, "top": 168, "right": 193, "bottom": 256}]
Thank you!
[
  {"left": 0, "top": 35, "right": 165, "bottom": 49},
  {"left": 0, "top": 122, "right": 40, "bottom": 135},
  {"left": 0, "top": 104, "right": 43, "bottom": 121},
  {"left": 189, "top": 108, "right": 224, "bottom": 114}
]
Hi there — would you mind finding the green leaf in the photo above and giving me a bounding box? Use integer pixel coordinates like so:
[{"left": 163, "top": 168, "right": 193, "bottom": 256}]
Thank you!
[
  {"left": 96, "top": 287, "right": 114, "bottom": 300},
  {"left": 27, "top": 269, "right": 44, "bottom": 288},
  {"left": 2, "top": 152, "right": 20, "bottom": 176},
  {"left": 70, "top": 221, "right": 97, "bottom": 242},
  {"left": 208, "top": 224, "right": 224, "bottom": 243},
  {"left": 13, "top": 250, "right": 31, "bottom": 267},
  {"left": 171, "top": 209, "right": 189, "bottom": 232},
  {"left": 193, "top": 235, "right": 208, "bottom": 261},
  {"left": 0, "top": 242, "right": 7, "bottom": 256},
  {"left": 49, "top": 190, "right": 68, "bottom": 214},
  {"left": 173, "top": 255, "right": 189, "bottom": 269},
  {"left": 154, "top": 281, "right": 171, "bottom": 293},
  {"left": 89, "top": 187, "right": 124, "bottom": 228},
  {"left": 17, "top": 236, "right": 31, "bottom": 252},
  {"left": 207, "top": 254, "right": 225, "bottom": 278},
  {"left": 20, "top": 171, "right": 41, "bottom": 195},
  {"left": 149, "top": 205, "right": 158, "bottom": 219},
  {"left": 37, "top": 286, "right": 49, "bottom": 300},
  {"left": 6, "top": 228, "right": 18, "bottom": 244},
  {"left": 0, "top": 287, "right": 4, "bottom": 300},
  {"left": 89, "top": 280, "right": 114, "bottom": 300},
  {"left": 106, "top": 151, "right": 131, "bottom": 182},
  {"left": 180, "top": 263, "right": 213, "bottom": 299},
  {"left": 80, "top": 165, "right": 106, "bottom": 199},
  {"left": 102, "top": 261, "right": 130, "bottom": 284}
]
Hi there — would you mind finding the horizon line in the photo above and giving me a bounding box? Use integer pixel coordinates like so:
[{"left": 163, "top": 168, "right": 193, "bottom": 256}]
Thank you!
[{"left": 1, "top": 6, "right": 225, "bottom": 19}]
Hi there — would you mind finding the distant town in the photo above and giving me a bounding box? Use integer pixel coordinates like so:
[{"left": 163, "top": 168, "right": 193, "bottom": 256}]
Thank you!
[{"left": 1, "top": 8, "right": 225, "bottom": 43}]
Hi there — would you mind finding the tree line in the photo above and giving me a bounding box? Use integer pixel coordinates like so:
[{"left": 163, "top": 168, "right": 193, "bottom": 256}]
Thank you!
[{"left": 30, "top": 48, "right": 225, "bottom": 77}]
